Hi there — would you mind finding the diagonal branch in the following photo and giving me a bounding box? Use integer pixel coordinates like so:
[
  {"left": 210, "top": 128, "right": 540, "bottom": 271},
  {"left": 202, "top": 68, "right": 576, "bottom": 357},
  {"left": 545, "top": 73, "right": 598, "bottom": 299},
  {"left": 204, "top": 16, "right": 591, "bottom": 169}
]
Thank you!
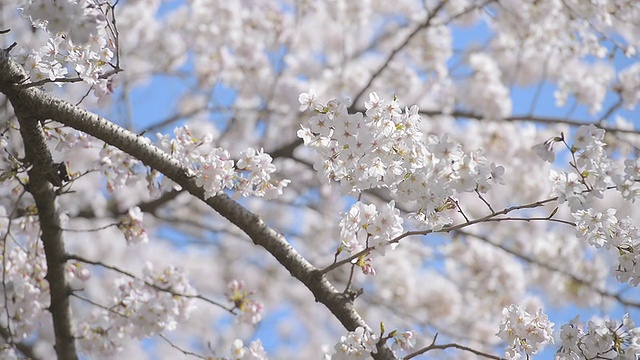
[{"left": 0, "top": 51, "right": 396, "bottom": 360}]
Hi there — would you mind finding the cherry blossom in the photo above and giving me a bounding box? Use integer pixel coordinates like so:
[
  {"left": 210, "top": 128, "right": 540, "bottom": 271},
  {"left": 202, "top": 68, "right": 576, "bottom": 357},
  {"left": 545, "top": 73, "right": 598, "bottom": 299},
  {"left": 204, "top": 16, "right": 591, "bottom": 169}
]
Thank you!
[
  {"left": 557, "top": 314, "right": 640, "bottom": 359},
  {"left": 326, "top": 327, "right": 378, "bottom": 360},
  {"left": 1, "top": 0, "right": 640, "bottom": 359},
  {"left": 497, "top": 305, "right": 554, "bottom": 359}
]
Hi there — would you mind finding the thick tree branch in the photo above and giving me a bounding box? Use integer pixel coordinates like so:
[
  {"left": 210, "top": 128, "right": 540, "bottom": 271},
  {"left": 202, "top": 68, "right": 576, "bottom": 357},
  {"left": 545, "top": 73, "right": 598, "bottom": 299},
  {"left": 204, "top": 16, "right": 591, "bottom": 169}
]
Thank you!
[
  {"left": 0, "top": 53, "right": 396, "bottom": 359},
  {"left": 1, "top": 52, "right": 78, "bottom": 359}
]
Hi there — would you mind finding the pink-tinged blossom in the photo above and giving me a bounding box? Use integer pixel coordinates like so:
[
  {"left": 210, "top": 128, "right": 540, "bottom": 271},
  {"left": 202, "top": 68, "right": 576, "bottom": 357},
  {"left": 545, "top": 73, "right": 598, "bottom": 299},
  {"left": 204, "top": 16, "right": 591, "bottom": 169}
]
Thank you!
[
  {"left": 369, "top": 200, "right": 403, "bottom": 251},
  {"left": 195, "top": 149, "right": 236, "bottom": 199},
  {"left": 226, "top": 280, "right": 264, "bottom": 325},
  {"left": 364, "top": 92, "right": 383, "bottom": 117},
  {"left": 99, "top": 146, "right": 143, "bottom": 192},
  {"left": 21, "top": 2, "right": 114, "bottom": 96},
  {"left": 118, "top": 206, "right": 149, "bottom": 244},
  {"left": 391, "top": 331, "right": 415, "bottom": 352}
]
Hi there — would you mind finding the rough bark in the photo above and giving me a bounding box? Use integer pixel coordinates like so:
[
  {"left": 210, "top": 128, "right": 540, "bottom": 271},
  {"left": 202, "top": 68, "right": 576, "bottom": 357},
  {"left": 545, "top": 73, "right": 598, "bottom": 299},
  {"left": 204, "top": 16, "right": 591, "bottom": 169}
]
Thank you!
[{"left": 0, "top": 50, "right": 78, "bottom": 360}]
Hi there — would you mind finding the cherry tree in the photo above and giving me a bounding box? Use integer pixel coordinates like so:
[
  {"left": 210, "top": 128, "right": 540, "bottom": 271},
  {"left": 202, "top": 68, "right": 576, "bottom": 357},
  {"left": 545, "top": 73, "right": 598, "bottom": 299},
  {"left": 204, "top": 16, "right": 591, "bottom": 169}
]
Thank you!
[{"left": 1, "top": 0, "right": 640, "bottom": 359}]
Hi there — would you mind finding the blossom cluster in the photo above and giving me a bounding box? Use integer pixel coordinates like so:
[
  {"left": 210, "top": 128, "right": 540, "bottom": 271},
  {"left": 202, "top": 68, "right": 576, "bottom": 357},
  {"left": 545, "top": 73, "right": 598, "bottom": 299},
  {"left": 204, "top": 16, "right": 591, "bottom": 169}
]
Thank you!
[
  {"left": 76, "top": 264, "right": 197, "bottom": 355},
  {"left": 463, "top": 53, "right": 512, "bottom": 120},
  {"left": 47, "top": 125, "right": 149, "bottom": 195},
  {"left": 157, "top": 126, "right": 289, "bottom": 199},
  {"left": 4, "top": 0, "right": 640, "bottom": 357},
  {"left": 533, "top": 124, "right": 640, "bottom": 286},
  {"left": 339, "top": 200, "right": 403, "bottom": 275},
  {"left": 49, "top": 124, "right": 289, "bottom": 201},
  {"left": 0, "top": 227, "right": 94, "bottom": 353},
  {"left": 298, "top": 92, "right": 504, "bottom": 230},
  {"left": 617, "top": 157, "right": 640, "bottom": 201},
  {"left": 574, "top": 209, "right": 640, "bottom": 286},
  {"left": 228, "top": 339, "right": 268, "bottom": 360},
  {"left": 496, "top": 305, "right": 555, "bottom": 359},
  {"left": 541, "top": 124, "right": 640, "bottom": 208},
  {"left": 618, "top": 63, "right": 640, "bottom": 109},
  {"left": 557, "top": 314, "right": 640, "bottom": 359},
  {"left": 117, "top": 206, "right": 149, "bottom": 244},
  {"left": 555, "top": 61, "right": 613, "bottom": 114},
  {"left": 325, "top": 326, "right": 414, "bottom": 359},
  {"left": 325, "top": 327, "right": 378, "bottom": 360},
  {"left": 543, "top": 125, "right": 614, "bottom": 211},
  {"left": 225, "top": 280, "right": 264, "bottom": 325},
  {"left": 0, "top": 236, "right": 50, "bottom": 340},
  {"left": 99, "top": 144, "right": 144, "bottom": 193},
  {"left": 339, "top": 201, "right": 403, "bottom": 263},
  {"left": 389, "top": 330, "right": 414, "bottom": 352},
  {"left": 20, "top": 0, "right": 115, "bottom": 97}
]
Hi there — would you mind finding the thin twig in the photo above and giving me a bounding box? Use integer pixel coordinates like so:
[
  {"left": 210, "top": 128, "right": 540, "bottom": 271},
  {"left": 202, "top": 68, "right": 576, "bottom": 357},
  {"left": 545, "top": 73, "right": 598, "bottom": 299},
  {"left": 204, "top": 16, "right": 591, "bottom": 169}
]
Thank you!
[
  {"left": 475, "top": 190, "right": 495, "bottom": 213},
  {"left": 158, "top": 333, "right": 209, "bottom": 359},
  {"left": 459, "top": 230, "right": 640, "bottom": 309},
  {"left": 70, "top": 293, "right": 124, "bottom": 317},
  {"left": 349, "top": 1, "right": 448, "bottom": 110},
  {"left": 418, "top": 110, "right": 640, "bottom": 135},
  {"left": 482, "top": 216, "right": 575, "bottom": 226},
  {"left": 320, "top": 196, "right": 559, "bottom": 274},
  {"left": 404, "top": 337, "right": 505, "bottom": 360},
  {"left": 66, "top": 253, "right": 235, "bottom": 313}
]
